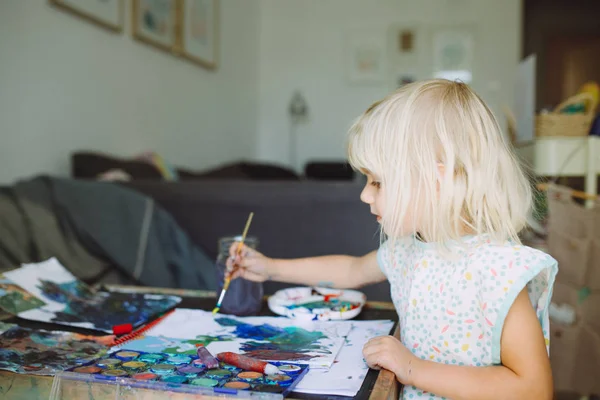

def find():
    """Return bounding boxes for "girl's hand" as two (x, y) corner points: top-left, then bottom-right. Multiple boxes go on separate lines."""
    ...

(362, 335), (418, 386)
(226, 243), (273, 282)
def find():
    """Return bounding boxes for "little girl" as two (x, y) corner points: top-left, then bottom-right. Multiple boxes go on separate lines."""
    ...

(228, 79), (557, 400)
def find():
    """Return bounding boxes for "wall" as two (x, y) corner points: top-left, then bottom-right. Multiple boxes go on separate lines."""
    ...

(256, 0), (522, 170)
(0, 0), (260, 184)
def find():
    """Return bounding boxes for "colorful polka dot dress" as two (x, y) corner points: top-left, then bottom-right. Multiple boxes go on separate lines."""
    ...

(377, 235), (558, 399)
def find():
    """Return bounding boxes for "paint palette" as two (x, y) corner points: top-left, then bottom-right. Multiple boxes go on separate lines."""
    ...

(57, 349), (309, 399)
(268, 287), (366, 321)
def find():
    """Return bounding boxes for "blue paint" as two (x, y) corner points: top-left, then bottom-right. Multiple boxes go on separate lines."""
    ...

(166, 354), (192, 365)
(161, 374), (188, 384)
(214, 318), (282, 340)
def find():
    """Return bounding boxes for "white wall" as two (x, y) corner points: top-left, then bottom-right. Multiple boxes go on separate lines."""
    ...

(0, 0), (260, 184)
(0, 0), (522, 183)
(257, 0), (522, 170)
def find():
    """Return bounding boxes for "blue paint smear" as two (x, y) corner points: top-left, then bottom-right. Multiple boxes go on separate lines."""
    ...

(214, 318), (283, 340)
(214, 318), (329, 361)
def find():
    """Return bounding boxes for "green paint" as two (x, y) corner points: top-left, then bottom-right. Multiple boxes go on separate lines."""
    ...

(270, 327), (326, 348)
(163, 335), (232, 355)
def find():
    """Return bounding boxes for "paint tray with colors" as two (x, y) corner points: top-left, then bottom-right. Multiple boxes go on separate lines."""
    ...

(61, 349), (309, 399)
(268, 287), (366, 321)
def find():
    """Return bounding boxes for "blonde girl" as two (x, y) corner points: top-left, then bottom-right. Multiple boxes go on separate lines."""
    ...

(228, 79), (557, 400)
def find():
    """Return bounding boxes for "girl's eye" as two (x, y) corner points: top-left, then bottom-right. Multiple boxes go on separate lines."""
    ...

(371, 181), (381, 189)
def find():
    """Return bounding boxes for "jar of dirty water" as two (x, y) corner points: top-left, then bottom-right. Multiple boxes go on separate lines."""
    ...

(215, 235), (263, 316)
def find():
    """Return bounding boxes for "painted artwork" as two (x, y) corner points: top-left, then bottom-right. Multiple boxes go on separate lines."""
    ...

(132, 0), (178, 51)
(49, 0), (124, 32)
(112, 334), (233, 356)
(4, 258), (181, 333)
(118, 309), (350, 369)
(0, 274), (46, 315)
(0, 325), (110, 375)
(181, 0), (218, 69)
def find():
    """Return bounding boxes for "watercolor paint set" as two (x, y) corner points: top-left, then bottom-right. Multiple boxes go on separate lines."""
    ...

(52, 349), (309, 399)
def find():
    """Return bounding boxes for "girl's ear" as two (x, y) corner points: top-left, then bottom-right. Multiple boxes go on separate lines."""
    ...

(436, 163), (446, 191)
(437, 163), (446, 178)
(437, 163), (446, 185)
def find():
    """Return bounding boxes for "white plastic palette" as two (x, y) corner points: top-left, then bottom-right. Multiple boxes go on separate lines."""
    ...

(267, 287), (366, 321)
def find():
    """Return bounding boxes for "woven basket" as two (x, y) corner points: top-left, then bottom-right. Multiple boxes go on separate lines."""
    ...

(535, 92), (598, 137)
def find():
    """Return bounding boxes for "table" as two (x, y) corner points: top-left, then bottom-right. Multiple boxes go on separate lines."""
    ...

(515, 136), (600, 207)
(0, 285), (400, 400)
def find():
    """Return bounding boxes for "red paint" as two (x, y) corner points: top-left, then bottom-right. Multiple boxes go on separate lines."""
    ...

(112, 323), (133, 335)
(217, 352), (268, 373)
(217, 352), (273, 374)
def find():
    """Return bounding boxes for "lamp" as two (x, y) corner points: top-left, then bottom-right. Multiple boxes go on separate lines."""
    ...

(288, 91), (309, 172)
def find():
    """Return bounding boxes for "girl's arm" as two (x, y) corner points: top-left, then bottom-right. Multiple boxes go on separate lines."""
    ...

(268, 251), (385, 289)
(409, 288), (553, 400)
(228, 244), (387, 289)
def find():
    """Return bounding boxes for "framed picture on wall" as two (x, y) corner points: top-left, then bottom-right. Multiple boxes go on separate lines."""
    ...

(132, 0), (180, 53)
(180, 0), (219, 69)
(345, 30), (386, 84)
(49, 0), (124, 32)
(431, 28), (474, 83)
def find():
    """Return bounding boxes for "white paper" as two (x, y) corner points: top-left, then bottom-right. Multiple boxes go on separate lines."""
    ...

(294, 320), (395, 397)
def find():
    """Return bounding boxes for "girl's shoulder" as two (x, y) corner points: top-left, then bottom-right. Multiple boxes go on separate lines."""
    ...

(464, 239), (558, 364)
(466, 239), (557, 276)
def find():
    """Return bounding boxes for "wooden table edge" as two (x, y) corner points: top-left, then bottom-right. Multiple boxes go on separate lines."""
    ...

(368, 324), (401, 400)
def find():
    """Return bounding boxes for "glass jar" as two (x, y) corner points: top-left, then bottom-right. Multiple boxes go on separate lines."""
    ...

(215, 235), (263, 316)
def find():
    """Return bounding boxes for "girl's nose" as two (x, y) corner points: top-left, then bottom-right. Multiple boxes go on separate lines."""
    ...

(360, 185), (373, 204)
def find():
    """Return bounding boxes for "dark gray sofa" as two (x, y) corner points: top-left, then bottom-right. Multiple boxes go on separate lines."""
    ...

(123, 180), (391, 302)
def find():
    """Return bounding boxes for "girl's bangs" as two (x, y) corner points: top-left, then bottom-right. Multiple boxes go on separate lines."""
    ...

(347, 116), (385, 177)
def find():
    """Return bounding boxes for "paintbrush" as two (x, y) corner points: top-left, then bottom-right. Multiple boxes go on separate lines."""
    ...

(212, 212), (254, 315)
(216, 351), (282, 375)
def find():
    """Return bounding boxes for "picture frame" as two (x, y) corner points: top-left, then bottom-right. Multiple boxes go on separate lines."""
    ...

(345, 30), (386, 84)
(431, 27), (475, 83)
(180, 0), (219, 69)
(132, 0), (180, 54)
(49, 0), (124, 33)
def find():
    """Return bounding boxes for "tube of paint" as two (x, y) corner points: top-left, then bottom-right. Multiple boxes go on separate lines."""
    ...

(197, 345), (219, 369)
(216, 352), (281, 375)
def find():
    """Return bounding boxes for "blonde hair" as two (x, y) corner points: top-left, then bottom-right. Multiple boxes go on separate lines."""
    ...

(347, 79), (531, 249)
